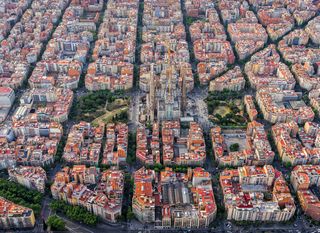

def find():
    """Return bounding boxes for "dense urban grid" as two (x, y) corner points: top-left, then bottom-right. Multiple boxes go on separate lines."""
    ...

(0, 0), (319, 232)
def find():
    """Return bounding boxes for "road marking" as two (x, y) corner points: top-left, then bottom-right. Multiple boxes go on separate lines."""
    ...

(59, 216), (94, 233)
(66, 226), (77, 233)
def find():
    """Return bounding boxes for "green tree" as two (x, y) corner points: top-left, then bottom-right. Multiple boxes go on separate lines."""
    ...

(229, 143), (240, 152)
(126, 132), (136, 165)
(126, 207), (135, 220)
(284, 161), (292, 168)
(215, 114), (222, 121)
(50, 200), (98, 226)
(47, 215), (66, 231)
(0, 178), (43, 216)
